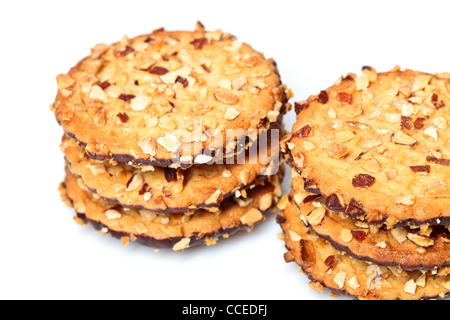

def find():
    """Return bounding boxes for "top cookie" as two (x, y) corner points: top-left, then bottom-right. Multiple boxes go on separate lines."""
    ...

(282, 67), (450, 227)
(53, 24), (288, 168)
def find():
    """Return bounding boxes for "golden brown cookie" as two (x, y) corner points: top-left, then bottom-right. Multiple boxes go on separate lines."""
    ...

(291, 171), (450, 270)
(53, 24), (289, 168)
(62, 126), (280, 212)
(61, 168), (282, 251)
(282, 67), (450, 227)
(278, 199), (450, 300)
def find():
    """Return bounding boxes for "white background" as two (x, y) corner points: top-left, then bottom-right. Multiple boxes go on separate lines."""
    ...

(1, 0), (449, 300)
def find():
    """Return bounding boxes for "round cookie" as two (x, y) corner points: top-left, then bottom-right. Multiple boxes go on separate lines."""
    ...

(61, 168), (282, 251)
(62, 128), (280, 212)
(278, 200), (450, 300)
(282, 67), (450, 227)
(53, 24), (289, 168)
(291, 172), (450, 270)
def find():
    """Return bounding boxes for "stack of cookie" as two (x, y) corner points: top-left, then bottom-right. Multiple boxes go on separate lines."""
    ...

(280, 67), (450, 299)
(52, 23), (290, 251)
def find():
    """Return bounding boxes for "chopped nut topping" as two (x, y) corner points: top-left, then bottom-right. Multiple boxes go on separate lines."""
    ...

(306, 207), (327, 226)
(89, 85), (109, 102)
(130, 94), (152, 111)
(277, 195), (290, 210)
(407, 233), (434, 247)
(404, 279), (417, 295)
(205, 189), (222, 205)
(157, 133), (181, 152)
(194, 154), (213, 164)
(172, 238), (191, 252)
(292, 125), (312, 138)
(232, 76), (247, 90)
(105, 209), (121, 220)
(391, 130), (417, 146)
(224, 107), (240, 120)
(423, 126), (438, 140)
(259, 193), (273, 211)
(214, 91), (239, 105)
(341, 229), (353, 242)
(361, 139), (382, 149)
(396, 195), (415, 206)
(375, 241), (387, 249)
(126, 174), (144, 191)
(333, 270), (346, 289)
(411, 75), (431, 92)
(240, 208), (264, 227)
(363, 158), (381, 173)
(89, 164), (106, 176)
(239, 169), (250, 185)
(355, 76), (369, 91)
(56, 74), (75, 89)
(327, 142), (349, 159)
(138, 136), (157, 156)
(218, 79), (232, 90)
(289, 230), (301, 242)
(391, 228), (408, 243)
(267, 110), (280, 122)
(348, 277), (361, 290)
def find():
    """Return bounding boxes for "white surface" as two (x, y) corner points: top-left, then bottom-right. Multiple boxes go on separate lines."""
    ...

(1, 0), (449, 300)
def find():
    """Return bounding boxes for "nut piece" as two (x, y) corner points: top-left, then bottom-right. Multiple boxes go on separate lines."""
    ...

(404, 279), (417, 295)
(259, 193), (273, 211)
(423, 126), (438, 141)
(105, 209), (121, 220)
(391, 228), (408, 243)
(407, 233), (434, 247)
(391, 130), (418, 146)
(396, 195), (415, 206)
(348, 277), (361, 290)
(289, 230), (301, 242)
(130, 94), (152, 111)
(224, 107), (240, 120)
(306, 207), (327, 226)
(411, 75), (431, 92)
(240, 208), (264, 227)
(138, 136), (157, 156)
(239, 169), (250, 186)
(341, 229), (353, 243)
(126, 174), (144, 191)
(214, 91), (239, 104)
(333, 270), (347, 289)
(205, 189), (222, 205)
(267, 110), (280, 123)
(157, 134), (181, 152)
(232, 76), (247, 90)
(172, 238), (191, 252)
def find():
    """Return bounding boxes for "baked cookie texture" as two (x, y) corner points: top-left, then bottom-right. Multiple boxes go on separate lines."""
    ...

(282, 67), (449, 227)
(279, 200), (450, 300)
(52, 24), (288, 168)
(61, 168), (281, 250)
(53, 23), (290, 251)
(281, 66), (450, 300)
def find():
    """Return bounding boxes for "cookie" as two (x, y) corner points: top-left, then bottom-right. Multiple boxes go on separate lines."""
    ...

(62, 127), (280, 213)
(279, 200), (450, 300)
(53, 24), (289, 168)
(291, 171), (450, 270)
(61, 168), (282, 251)
(282, 67), (450, 227)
